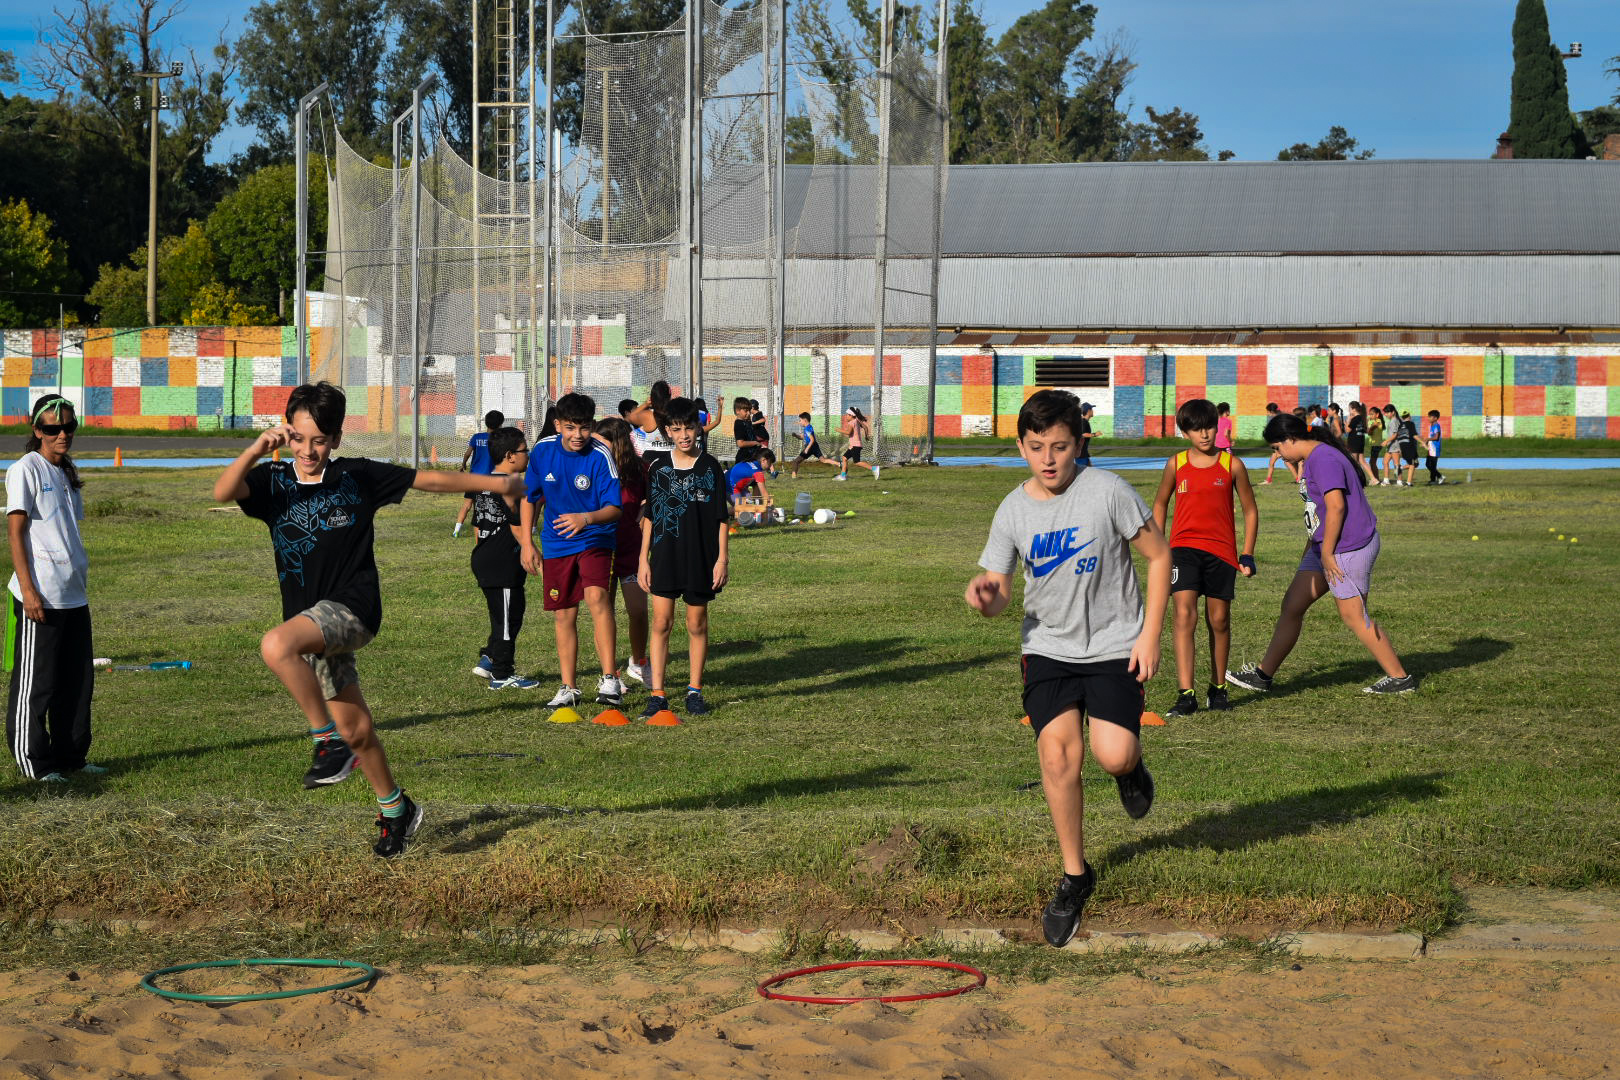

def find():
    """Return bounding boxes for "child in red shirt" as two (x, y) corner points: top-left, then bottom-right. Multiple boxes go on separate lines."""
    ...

(1151, 398), (1259, 716)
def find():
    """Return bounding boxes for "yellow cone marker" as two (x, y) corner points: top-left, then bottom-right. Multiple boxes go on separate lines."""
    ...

(1471, 535), (1479, 541)
(1570, 537), (1578, 544)
(549, 706), (583, 724)
(1549, 527), (1556, 532)
(1558, 534), (1565, 541)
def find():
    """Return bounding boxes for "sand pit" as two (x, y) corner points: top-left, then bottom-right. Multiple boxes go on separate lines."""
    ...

(1, 951), (1616, 1078)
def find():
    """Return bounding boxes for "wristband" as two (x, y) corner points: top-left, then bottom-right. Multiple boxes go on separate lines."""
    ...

(1238, 554), (1257, 573)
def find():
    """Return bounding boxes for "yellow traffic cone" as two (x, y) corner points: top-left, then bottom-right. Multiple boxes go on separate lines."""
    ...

(549, 706), (583, 724)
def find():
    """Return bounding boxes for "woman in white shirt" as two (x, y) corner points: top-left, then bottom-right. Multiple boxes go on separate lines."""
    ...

(7, 395), (99, 783)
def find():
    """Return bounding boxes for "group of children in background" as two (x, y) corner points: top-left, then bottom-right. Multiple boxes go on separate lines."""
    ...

(1261, 401), (1446, 487)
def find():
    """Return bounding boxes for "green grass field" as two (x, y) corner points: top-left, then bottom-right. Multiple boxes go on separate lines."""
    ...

(1, 461), (1616, 956)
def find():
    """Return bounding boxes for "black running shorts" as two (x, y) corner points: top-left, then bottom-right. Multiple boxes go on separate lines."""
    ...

(1021, 654), (1143, 739)
(652, 586), (720, 607)
(1170, 546), (1237, 601)
(842, 445), (863, 463)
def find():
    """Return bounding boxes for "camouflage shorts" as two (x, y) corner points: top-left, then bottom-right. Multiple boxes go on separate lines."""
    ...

(296, 600), (375, 700)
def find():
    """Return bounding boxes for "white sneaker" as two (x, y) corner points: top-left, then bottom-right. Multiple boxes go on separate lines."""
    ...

(872, 465), (881, 480)
(38, 772), (68, 784)
(624, 660), (647, 685)
(597, 673), (625, 706)
(834, 473), (848, 481)
(545, 685), (581, 708)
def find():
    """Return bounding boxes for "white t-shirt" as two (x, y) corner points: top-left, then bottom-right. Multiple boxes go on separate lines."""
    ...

(6, 451), (88, 609)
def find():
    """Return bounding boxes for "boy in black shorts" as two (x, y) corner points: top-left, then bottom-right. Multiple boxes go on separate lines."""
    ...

(731, 396), (762, 461)
(966, 389), (1171, 947)
(213, 382), (521, 857)
(638, 397), (730, 719)
(470, 427), (537, 689)
(1151, 398), (1258, 717)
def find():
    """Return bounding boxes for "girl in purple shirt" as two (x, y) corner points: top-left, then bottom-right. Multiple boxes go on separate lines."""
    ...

(1227, 413), (1417, 696)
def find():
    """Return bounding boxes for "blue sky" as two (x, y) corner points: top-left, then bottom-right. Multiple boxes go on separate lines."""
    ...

(2, 0), (1616, 162)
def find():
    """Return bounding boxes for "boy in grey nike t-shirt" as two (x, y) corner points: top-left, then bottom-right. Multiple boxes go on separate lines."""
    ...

(965, 389), (1171, 948)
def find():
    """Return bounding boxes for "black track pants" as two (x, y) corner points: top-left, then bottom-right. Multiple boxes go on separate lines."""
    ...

(7, 597), (94, 778)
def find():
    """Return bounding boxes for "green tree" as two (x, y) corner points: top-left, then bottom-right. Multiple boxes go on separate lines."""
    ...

(1507, 0), (1582, 158)
(87, 221), (220, 326)
(982, 0), (1098, 162)
(1577, 105), (1620, 157)
(1277, 126), (1374, 160)
(945, 0), (1000, 163)
(1125, 105), (1210, 162)
(205, 162), (328, 321)
(235, 0), (393, 160)
(184, 281), (275, 326)
(1064, 30), (1135, 162)
(0, 200), (76, 328)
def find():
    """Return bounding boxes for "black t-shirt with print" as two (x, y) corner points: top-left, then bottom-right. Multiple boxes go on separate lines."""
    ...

(643, 451), (728, 597)
(239, 457), (416, 634)
(732, 417), (753, 450)
(470, 482), (524, 588)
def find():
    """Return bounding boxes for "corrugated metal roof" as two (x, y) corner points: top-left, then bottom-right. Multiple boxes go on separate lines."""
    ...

(765, 159), (1620, 257)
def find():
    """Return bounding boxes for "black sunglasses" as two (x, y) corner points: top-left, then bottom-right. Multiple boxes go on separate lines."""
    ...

(36, 421), (78, 436)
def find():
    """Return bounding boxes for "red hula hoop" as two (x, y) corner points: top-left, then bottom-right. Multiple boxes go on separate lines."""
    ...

(756, 959), (987, 1005)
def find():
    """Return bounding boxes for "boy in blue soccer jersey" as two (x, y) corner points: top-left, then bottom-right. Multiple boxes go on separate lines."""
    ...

(788, 412), (840, 478)
(518, 393), (625, 711)
(965, 389), (1171, 947)
(214, 382), (522, 858)
(727, 448), (774, 521)
(454, 410), (504, 537)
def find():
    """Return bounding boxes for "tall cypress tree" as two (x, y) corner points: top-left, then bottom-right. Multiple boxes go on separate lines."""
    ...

(1508, 0), (1582, 158)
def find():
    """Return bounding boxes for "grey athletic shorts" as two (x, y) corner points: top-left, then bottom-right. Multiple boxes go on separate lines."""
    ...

(297, 599), (374, 700)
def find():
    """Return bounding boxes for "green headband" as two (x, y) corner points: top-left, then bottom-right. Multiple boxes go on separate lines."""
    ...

(32, 397), (73, 423)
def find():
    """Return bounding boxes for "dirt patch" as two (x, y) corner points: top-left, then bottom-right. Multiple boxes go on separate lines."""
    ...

(1, 955), (1616, 1078)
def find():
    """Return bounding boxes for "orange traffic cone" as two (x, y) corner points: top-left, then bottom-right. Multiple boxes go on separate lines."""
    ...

(113, 447), (123, 467)
(646, 709), (681, 727)
(1020, 714), (1031, 726)
(1141, 711), (1166, 726)
(592, 708), (630, 727)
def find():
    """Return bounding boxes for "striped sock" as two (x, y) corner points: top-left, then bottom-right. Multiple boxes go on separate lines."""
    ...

(378, 787), (406, 819)
(687, 685), (701, 694)
(310, 721), (337, 743)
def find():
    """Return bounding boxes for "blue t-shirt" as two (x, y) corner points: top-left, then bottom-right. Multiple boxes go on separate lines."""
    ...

(1427, 420), (1441, 455)
(467, 432), (492, 474)
(800, 422), (817, 447)
(524, 436), (621, 556)
(727, 460), (763, 499)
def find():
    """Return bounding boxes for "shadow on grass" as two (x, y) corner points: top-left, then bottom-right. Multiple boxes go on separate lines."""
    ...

(432, 763), (918, 853)
(1252, 635), (1511, 700)
(1102, 771), (1448, 872)
(713, 636), (998, 700)
(0, 700), (532, 795)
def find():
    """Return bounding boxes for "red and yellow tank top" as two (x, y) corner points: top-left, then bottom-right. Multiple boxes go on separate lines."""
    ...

(1170, 450), (1238, 567)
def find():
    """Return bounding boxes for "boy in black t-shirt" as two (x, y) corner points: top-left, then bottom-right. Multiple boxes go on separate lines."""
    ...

(470, 427), (537, 689)
(731, 396), (761, 460)
(213, 382), (521, 858)
(638, 397), (729, 719)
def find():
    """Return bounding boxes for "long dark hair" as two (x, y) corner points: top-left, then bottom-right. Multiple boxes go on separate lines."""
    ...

(26, 394), (82, 490)
(594, 416), (645, 487)
(1263, 412), (1366, 488)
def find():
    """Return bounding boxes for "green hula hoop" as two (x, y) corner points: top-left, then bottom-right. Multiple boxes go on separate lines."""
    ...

(140, 958), (379, 1003)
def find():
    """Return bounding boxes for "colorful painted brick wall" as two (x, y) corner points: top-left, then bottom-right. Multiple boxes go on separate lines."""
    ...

(5, 329), (1617, 443)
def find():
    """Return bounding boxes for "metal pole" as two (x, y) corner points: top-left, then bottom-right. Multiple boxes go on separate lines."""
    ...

(146, 75), (160, 326)
(692, 0), (705, 402)
(392, 109), (410, 463)
(923, 0), (948, 462)
(774, 0), (788, 434)
(528, 0), (539, 430)
(295, 83), (329, 385)
(682, 0), (696, 392)
(472, 0), (483, 429)
(870, 0), (895, 459)
(761, 0), (778, 446)
(409, 74), (437, 470)
(543, 0), (557, 412)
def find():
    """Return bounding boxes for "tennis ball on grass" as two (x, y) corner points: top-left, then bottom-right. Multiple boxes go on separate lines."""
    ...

(1471, 535), (1479, 541)
(1558, 534), (1565, 540)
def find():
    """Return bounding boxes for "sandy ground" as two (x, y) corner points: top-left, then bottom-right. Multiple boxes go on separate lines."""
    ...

(1, 952), (1616, 1079)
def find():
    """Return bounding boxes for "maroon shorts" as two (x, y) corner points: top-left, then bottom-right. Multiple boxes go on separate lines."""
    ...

(612, 543), (641, 583)
(541, 548), (613, 610)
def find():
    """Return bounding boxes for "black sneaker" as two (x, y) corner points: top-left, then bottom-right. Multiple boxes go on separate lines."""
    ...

(1363, 674), (1419, 695)
(1042, 863), (1095, 947)
(1206, 685), (1231, 711)
(302, 737), (355, 789)
(373, 794), (424, 858)
(685, 689), (712, 715)
(1166, 691), (1198, 718)
(639, 695), (670, 719)
(1226, 663), (1273, 693)
(1115, 759), (1155, 820)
